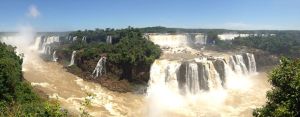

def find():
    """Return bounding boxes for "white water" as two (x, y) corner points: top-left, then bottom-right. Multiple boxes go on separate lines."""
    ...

(186, 63), (200, 94)
(33, 36), (59, 55)
(2, 29), (270, 117)
(69, 51), (76, 66)
(146, 33), (206, 48)
(82, 36), (87, 42)
(73, 36), (77, 41)
(106, 35), (112, 44)
(52, 51), (58, 62)
(92, 57), (107, 78)
(247, 53), (257, 73)
(147, 53), (268, 117)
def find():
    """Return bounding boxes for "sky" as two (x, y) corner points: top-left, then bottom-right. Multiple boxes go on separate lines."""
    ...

(0, 0), (300, 31)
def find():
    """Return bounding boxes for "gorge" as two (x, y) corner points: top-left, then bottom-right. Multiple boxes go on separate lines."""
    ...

(0, 31), (274, 117)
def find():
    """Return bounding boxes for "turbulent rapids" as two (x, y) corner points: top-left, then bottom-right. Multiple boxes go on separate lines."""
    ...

(1, 33), (271, 117)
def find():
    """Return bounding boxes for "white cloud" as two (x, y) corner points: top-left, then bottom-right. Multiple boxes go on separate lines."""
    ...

(27, 5), (40, 18)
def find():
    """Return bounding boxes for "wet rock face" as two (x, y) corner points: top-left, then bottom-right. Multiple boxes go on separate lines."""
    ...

(212, 59), (226, 86)
(242, 53), (250, 71)
(250, 49), (279, 71)
(178, 62), (188, 94)
(196, 62), (209, 90)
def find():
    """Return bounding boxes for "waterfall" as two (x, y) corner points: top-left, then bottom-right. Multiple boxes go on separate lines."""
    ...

(234, 55), (248, 74)
(92, 57), (107, 78)
(228, 55), (248, 75)
(186, 62), (200, 94)
(194, 34), (207, 45)
(42, 45), (51, 55)
(68, 51), (76, 66)
(206, 61), (222, 90)
(34, 36), (42, 50)
(106, 35), (112, 44)
(73, 36), (77, 41)
(53, 51), (58, 62)
(246, 53), (257, 73)
(36, 36), (60, 54)
(82, 36), (87, 42)
(148, 53), (257, 96)
(147, 33), (207, 47)
(148, 60), (182, 94)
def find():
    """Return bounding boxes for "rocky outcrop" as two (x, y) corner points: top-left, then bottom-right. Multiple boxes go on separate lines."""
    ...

(54, 49), (150, 93)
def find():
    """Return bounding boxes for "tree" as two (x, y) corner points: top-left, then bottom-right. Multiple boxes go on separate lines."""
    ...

(109, 27), (161, 81)
(253, 57), (300, 117)
(207, 31), (219, 44)
(0, 42), (67, 116)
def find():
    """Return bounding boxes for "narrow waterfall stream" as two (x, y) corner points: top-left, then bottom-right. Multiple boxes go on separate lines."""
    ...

(68, 50), (76, 66)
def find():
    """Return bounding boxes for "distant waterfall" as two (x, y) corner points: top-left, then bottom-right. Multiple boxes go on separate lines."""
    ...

(68, 51), (76, 66)
(148, 53), (257, 95)
(82, 36), (87, 42)
(72, 36), (77, 41)
(52, 51), (58, 62)
(146, 33), (207, 47)
(34, 36), (42, 50)
(106, 35), (112, 44)
(92, 57), (107, 78)
(34, 36), (60, 55)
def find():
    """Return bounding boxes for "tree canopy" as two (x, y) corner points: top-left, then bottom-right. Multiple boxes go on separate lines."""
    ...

(108, 28), (161, 80)
(0, 42), (67, 116)
(253, 57), (300, 117)
(60, 27), (161, 81)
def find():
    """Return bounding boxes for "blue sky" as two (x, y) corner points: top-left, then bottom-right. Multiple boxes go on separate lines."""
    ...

(0, 0), (300, 31)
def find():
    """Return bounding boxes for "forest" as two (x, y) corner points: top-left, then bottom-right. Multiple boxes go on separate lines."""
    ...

(0, 42), (67, 116)
(55, 27), (161, 92)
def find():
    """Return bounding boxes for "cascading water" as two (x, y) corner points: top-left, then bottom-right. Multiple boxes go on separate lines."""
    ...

(246, 53), (257, 73)
(33, 36), (59, 55)
(82, 36), (87, 42)
(186, 63), (200, 94)
(146, 53), (266, 117)
(34, 36), (42, 50)
(52, 51), (58, 62)
(92, 56), (107, 78)
(148, 53), (257, 96)
(73, 36), (77, 41)
(147, 34), (207, 48)
(68, 51), (76, 66)
(106, 35), (112, 44)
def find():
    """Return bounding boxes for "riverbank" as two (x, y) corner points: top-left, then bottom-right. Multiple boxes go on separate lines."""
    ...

(23, 52), (145, 116)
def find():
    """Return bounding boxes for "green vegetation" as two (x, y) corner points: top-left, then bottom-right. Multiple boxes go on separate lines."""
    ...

(253, 57), (300, 117)
(233, 33), (300, 58)
(0, 42), (67, 116)
(59, 27), (161, 83)
(109, 28), (161, 80)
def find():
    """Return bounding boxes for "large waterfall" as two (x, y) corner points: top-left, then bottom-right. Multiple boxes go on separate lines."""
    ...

(68, 51), (76, 66)
(33, 36), (60, 55)
(146, 33), (207, 48)
(146, 53), (263, 116)
(148, 53), (257, 95)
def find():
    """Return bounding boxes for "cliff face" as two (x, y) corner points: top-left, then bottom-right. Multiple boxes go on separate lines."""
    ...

(250, 49), (279, 72)
(54, 50), (150, 93)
